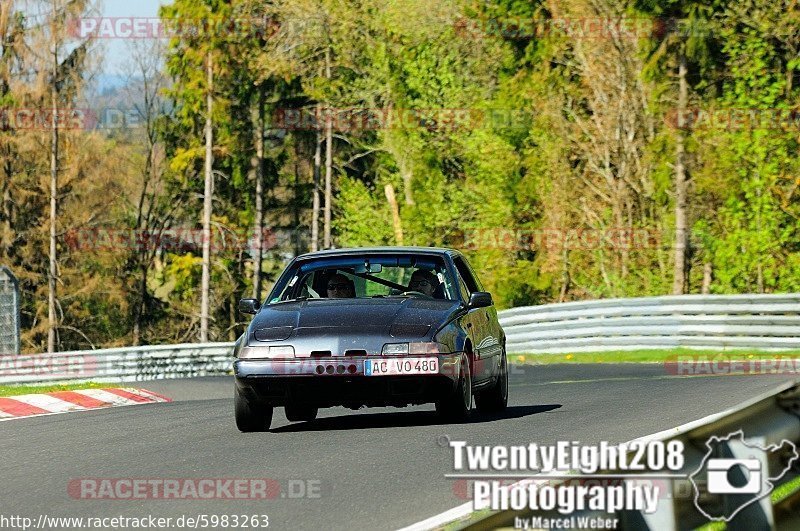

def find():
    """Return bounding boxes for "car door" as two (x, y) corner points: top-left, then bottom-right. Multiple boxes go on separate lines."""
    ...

(453, 256), (492, 383)
(462, 257), (505, 361)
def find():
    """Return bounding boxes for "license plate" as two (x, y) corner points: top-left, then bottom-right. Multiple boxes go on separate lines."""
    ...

(365, 357), (439, 376)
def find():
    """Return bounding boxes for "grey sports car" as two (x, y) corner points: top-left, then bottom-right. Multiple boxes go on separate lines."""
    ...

(233, 247), (507, 431)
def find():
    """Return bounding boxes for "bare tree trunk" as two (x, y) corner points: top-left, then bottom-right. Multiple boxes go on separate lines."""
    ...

(47, 44), (59, 353)
(311, 105), (321, 252)
(701, 262), (712, 294)
(133, 266), (146, 346)
(558, 249), (570, 303)
(672, 52), (688, 295)
(384, 184), (403, 245)
(251, 87), (265, 300)
(399, 155), (414, 205)
(323, 47), (333, 249)
(130, 41), (164, 347)
(293, 154), (301, 255)
(229, 292), (237, 341)
(755, 183), (764, 293)
(402, 168), (414, 205)
(200, 51), (214, 342)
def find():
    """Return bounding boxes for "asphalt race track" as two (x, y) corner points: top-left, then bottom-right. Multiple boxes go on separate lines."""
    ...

(2, 364), (797, 530)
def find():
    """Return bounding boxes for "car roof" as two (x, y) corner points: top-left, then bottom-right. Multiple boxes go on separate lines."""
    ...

(295, 246), (459, 260)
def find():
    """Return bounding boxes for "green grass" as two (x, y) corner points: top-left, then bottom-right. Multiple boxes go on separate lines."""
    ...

(509, 349), (800, 365)
(694, 522), (727, 531)
(0, 382), (109, 398)
(772, 474), (800, 504)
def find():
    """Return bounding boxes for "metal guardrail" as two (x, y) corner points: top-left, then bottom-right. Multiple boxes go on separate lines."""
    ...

(3, 294), (799, 385)
(450, 380), (800, 531)
(0, 342), (234, 385)
(499, 294), (800, 354)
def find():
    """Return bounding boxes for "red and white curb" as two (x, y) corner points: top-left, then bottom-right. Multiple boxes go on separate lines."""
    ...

(0, 388), (171, 421)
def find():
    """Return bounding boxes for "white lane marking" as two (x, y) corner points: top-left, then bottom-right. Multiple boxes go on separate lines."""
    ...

(72, 388), (136, 406)
(10, 393), (87, 412)
(122, 387), (171, 402)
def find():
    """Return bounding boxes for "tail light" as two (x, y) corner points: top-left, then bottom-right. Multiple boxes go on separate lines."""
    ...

(239, 345), (295, 359)
(381, 342), (448, 355)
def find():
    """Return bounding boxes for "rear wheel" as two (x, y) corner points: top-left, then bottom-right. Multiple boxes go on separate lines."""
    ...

(235, 386), (273, 432)
(285, 404), (318, 422)
(475, 350), (508, 414)
(436, 355), (471, 421)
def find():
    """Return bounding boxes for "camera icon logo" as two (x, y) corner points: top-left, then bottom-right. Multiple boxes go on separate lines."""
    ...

(706, 458), (761, 494)
(690, 430), (798, 522)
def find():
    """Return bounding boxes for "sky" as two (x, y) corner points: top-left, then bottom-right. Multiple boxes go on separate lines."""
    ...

(100, 0), (168, 77)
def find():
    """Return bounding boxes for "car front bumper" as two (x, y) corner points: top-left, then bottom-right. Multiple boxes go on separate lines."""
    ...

(234, 353), (463, 408)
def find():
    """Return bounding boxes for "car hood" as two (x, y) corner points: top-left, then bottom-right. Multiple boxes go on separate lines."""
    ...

(247, 297), (462, 348)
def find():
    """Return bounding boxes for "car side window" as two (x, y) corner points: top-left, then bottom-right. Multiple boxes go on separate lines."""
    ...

(457, 275), (470, 301)
(454, 257), (479, 293)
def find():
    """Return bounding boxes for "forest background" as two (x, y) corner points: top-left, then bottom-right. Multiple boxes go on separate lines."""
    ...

(2, 0), (798, 353)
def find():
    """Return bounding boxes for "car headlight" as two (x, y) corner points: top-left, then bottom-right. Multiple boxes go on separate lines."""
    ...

(239, 345), (295, 359)
(381, 342), (448, 355)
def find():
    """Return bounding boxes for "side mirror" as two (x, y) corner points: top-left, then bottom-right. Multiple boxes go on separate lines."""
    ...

(238, 298), (261, 315)
(468, 292), (493, 309)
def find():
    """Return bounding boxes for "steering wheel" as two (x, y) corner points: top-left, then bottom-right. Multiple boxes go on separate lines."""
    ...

(401, 290), (433, 299)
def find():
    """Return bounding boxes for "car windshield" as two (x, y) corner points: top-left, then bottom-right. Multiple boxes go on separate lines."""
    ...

(268, 255), (458, 303)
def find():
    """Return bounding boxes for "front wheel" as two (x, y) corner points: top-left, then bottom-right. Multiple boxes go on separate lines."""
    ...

(235, 386), (273, 432)
(436, 355), (471, 421)
(475, 350), (508, 414)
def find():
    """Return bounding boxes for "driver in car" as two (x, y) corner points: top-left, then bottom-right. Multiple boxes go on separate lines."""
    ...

(407, 270), (441, 298)
(326, 273), (356, 298)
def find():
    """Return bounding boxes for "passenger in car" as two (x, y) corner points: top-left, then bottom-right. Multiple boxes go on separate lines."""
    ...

(408, 270), (442, 298)
(326, 273), (356, 298)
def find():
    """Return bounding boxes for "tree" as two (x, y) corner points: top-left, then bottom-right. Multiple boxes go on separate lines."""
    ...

(161, 0), (234, 342)
(200, 50), (214, 342)
(28, 0), (93, 352)
(118, 39), (171, 345)
(637, 0), (716, 293)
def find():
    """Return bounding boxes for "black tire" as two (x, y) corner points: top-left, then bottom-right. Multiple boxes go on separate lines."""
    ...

(475, 350), (508, 414)
(235, 386), (273, 432)
(436, 354), (471, 421)
(285, 404), (318, 422)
